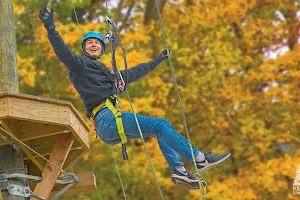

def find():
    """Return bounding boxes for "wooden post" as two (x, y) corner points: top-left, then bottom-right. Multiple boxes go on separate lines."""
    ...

(0, 0), (19, 93)
(0, 146), (26, 200)
(0, 0), (25, 200)
(30, 133), (75, 200)
(28, 172), (97, 197)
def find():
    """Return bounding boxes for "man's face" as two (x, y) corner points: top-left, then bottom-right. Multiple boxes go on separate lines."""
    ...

(85, 38), (102, 59)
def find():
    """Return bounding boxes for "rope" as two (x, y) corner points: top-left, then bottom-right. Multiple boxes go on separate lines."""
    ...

(106, 0), (113, 53)
(15, 0), (68, 175)
(104, 2), (164, 199)
(24, 0), (54, 99)
(0, 126), (66, 175)
(125, 91), (165, 200)
(111, 145), (127, 200)
(153, 0), (208, 198)
(71, 0), (83, 38)
(69, 2), (130, 199)
(104, 2), (129, 199)
(0, 132), (19, 152)
(70, 1), (129, 198)
(105, 1), (110, 31)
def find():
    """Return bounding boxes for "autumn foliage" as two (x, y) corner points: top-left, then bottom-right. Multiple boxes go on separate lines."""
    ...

(13, 0), (300, 199)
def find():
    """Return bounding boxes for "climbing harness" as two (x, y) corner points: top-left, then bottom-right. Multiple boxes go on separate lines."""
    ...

(68, 1), (131, 199)
(22, 0), (208, 199)
(104, 15), (130, 160)
(89, 95), (128, 160)
(68, 3), (129, 160)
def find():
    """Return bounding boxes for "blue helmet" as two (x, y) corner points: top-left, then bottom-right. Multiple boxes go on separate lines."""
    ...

(82, 31), (105, 55)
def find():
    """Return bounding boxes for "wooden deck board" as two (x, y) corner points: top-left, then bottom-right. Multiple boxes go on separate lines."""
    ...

(0, 92), (89, 131)
(7, 97), (70, 125)
(0, 92), (94, 197)
(68, 109), (90, 150)
(18, 120), (69, 141)
(0, 98), (8, 118)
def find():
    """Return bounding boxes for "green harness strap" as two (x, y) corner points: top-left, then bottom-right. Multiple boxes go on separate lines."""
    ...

(90, 97), (128, 160)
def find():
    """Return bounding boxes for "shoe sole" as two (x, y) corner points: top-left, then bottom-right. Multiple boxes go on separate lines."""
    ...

(171, 175), (205, 190)
(197, 153), (231, 173)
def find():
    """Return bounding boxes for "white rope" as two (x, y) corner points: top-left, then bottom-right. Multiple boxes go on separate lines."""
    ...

(111, 145), (127, 200)
(104, 1), (165, 199)
(24, 0), (54, 98)
(154, 0), (208, 198)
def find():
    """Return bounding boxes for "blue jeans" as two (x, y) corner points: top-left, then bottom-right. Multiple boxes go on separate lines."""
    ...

(94, 108), (199, 170)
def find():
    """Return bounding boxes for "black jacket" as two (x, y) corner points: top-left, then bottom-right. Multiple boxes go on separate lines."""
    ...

(47, 29), (163, 116)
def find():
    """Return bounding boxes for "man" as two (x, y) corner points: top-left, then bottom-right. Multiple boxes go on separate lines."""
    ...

(39, 5), (231, 190)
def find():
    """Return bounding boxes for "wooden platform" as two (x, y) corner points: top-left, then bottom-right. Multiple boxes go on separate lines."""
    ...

(0, 92), (95, 198)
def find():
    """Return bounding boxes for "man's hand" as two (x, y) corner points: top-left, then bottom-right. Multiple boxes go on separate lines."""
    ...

(39, 4), (55, 30)
(155, 49), (170, 63)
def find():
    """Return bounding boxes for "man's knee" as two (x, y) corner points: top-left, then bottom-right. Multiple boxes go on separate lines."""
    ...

(154, 117), (172, 135)
(157, 118), (171, 126)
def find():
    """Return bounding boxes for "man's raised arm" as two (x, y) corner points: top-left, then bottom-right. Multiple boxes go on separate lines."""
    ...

(121, 49), (169, 84)
(39, 5), (81, 74)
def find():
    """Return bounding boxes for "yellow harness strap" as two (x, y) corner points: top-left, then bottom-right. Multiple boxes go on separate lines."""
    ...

(89, 101), (106, 123)
(90, 97), (128, 160)
(105, 99), (127, 144)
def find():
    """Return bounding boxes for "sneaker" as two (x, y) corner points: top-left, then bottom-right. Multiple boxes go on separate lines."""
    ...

(171, 169), (205, 190)
(197, 152), (231, 173)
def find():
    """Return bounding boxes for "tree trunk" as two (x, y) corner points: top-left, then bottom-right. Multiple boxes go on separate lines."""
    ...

(144, 0), (166, 25)
(0, 0), (19, 93)
(0, 146), (26, 200)
(0, 1), (25, 199)
(144, 0), (167, 57)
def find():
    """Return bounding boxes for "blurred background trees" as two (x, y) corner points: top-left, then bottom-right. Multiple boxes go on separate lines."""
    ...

(13, 0), (300, 199)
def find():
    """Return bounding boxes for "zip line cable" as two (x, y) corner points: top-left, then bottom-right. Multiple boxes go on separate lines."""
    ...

(24, 0), (54, 99)
(153, 0), (209, 198)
